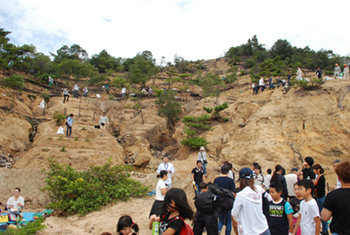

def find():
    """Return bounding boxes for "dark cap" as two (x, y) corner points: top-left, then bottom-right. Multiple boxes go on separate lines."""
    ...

(239, 167), (253, 179)
(291, 168), (298, 172)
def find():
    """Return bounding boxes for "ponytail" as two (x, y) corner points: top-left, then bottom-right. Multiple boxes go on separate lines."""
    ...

(117, 215), (138, 233)
(312, 164), (324, 174)
(271, 164), (283, 182)
(157, 170), (168, 179)
(132, 222), (139, 233)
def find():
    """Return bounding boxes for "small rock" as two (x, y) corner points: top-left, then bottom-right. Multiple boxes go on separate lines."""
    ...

(239, 123), (247, 127)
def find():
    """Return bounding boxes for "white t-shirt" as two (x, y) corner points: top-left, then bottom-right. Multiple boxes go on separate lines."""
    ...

(300, 199), (320, 235)
(259, 78), (264, 86)
(7, 196), (25, 210)
(264, 174), (271, 189)
(252, 84), (255, 89)
(336, 179), (341, 189)
(285, 173), (298, 197)
(155, 179), (166, 201)
(121, 87), (126, 93)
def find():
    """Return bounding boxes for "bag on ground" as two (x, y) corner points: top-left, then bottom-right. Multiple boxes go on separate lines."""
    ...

(57, 126), (65, 135)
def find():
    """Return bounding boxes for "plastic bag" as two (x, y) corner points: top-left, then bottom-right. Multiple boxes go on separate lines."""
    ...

(57, 126), (65, 135)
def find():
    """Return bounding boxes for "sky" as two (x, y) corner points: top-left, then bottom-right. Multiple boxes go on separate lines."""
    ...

(1, 0), (350, 65)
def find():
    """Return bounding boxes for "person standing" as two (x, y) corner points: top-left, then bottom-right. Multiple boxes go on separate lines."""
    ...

(270, 164), (288, 200)
(259, 77), (266, 92)
(192, 160), (206, 196)
(149, 170), (168, 218)
(214, 165), (235, 235)
(264, 168), (272, 191)
(83, 87), (89, 97)
(48, 76), (54, 86)
(296, 67), (303, 81)
(333, 159), (341, 189)
(316, 68), (323, 79)
(252, 82), (257, 95)
(73, 84), (79, 98)
(312, 164), (328, 235)
(99, 112), (110, 136)
(321, 160), (350, 235)
(66, 114), (74, 137)
(297, 156), (316, 181)
(253, 164), (264, 186)
(285, 168), (299, 200)
(63, 88), (70, 103)
(334, 64), (341, 78)
(6, 188), (25, 211)
(287, 72), (292, 85)
(232, 167), (270, 235)
(344, 64), (349, 80)
(121, 86), (126, 98)
(197, 146), (208, 176)
(157, 155), (175, 189)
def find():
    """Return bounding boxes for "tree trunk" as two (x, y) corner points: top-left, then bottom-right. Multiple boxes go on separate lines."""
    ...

(168, 118), (175, 131)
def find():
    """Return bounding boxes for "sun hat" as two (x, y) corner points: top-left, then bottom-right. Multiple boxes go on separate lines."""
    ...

(239, 167), (254, 179)
(200, 146), (205, 151)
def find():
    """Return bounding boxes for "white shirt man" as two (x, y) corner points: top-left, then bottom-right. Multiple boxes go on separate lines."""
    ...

(6, 188), (25, 211)
(157, 156), (175, 188)
(285, 168), (298, 198)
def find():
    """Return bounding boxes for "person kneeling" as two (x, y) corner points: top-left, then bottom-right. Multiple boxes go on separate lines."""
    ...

(6, 188), (24, 212)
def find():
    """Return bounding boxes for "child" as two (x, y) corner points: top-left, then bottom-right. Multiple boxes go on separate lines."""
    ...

(289, 183), (303, 235)
(292, 180), (320, 235)
(254, 165), (264, 186)
(149, 188), (194, 235)
(268, 182), (293, 235)
(117, 215), (139, 235)
(264, 168), (272, 190)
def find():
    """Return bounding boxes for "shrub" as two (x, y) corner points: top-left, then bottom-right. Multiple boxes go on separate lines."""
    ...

(189, 78), (201, 86)
(74, 137), (79, 141)
(222, 118), (229, 122)
(203, 106), (213, 113)
(130, 97), (138, 101)
(297, 78), (324, 90)
(48, 137), (52, 140)
(41, 93), (51, 103)
(213, 102), (228, 117)
(181, 137), (209, 149)
(0, 217), (45, 235)
(53, 111), (66, 126)
(86, 137), (90, 142)
(154, 88), (165, 97)
(41, 158), (149, 215)
(61, 146), (66, 152)
(59, 136), (63, 139)
(82, 127), (85, 130)
(108, 94), (114, 100)
(246, 58), (257, 68)
(240, 70), (246, 76)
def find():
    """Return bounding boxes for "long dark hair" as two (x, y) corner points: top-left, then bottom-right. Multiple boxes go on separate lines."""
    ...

(271, 164), (283, 182)
(239, 178), (256, 192)
(116, 215), (139, 233)
(160, 188), (194, 220)
(312, 164), (324, 174)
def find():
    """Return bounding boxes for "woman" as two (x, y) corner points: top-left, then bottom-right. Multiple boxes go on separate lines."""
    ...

(254, 165), (264, 186)
(270, 164), (288, 199)
(232, 168), (270, 235)
(6, 188), (24, 211)
(149, 170), (168, 218)
(312, 164), (327, 235)
(150, 188), (194, 235)
(198, 146), (207, 176)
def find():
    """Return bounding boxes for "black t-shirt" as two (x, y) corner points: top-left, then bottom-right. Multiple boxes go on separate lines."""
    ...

(289, 197), (302, 214)
(268, 199), (291, 235)
(302, 167), (315, 180)
(213, 176), (235, 191)
(160, 213), (183, 235)
(192, 167), (204, 185)
(323, 188), (350, 235)
(315, 175), (326, 198)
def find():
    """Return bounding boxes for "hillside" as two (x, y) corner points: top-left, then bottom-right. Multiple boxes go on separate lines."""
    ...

(0, 58), (349, 234)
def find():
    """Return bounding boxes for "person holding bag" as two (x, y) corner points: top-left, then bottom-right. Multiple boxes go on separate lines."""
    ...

(198, 146), (208, 176)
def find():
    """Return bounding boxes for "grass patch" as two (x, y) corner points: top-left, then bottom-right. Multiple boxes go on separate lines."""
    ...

(74, 137), (79, 141)
(85, 137), (90, 142)
(0, 217), (45, 235)
(60, 146), (66, 152)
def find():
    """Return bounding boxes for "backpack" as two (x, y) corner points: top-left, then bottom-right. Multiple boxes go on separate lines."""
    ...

(194, 183), (235, 215)
(169, 216), (193, 235)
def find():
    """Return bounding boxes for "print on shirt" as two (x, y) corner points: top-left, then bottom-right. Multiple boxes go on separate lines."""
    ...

(269, 205), (284, 217)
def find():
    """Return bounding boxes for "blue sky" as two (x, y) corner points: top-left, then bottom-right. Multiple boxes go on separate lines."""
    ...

(1, 0), (349, 64)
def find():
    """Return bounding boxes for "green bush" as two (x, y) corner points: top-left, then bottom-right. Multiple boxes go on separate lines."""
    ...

(297, 78), (324, 90)
(53, 111), (66, 126)
(181, 137), (209, 149)
(240, 70), (246, 76)
(0, 217), (45, 235)
(213, 102), (228, 116)
(189, 78), (201, 86)
(203, 106), (213, 113)
(41, 158), (149, 215)
(154, 88), (165, 97)
(246, 58), (257, 68)
(222, 118), (229, 122)
(108, 94), (114, 100)
(61, 146), (66, 152)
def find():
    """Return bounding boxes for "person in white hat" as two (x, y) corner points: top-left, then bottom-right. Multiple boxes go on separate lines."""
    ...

(198, 146), (208, 176)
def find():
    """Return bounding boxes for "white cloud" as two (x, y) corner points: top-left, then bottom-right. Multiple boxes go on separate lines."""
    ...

(1, 0), (349, 64)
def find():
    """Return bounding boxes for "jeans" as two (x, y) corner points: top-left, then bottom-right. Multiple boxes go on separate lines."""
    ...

(317, 196), (328, 233)
(83, 92), (88, 97)
(193, 213), (218, 235)
(66, 125), (72, 136)
(203, 163), (207, 176)
(259, 229), (271, 235)
(63, 95), (69, 103)
(218, 210), (231, 235)
(194, 184), (201, 196)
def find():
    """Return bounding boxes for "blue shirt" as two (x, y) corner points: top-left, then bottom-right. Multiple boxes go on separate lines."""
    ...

(213, 176), (235, 191)
(67, 117), (74, 126)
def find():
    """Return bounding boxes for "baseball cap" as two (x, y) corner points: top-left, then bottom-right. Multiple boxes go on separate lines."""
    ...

(291, 168), (298, 172)
(239, 167), (253, 179)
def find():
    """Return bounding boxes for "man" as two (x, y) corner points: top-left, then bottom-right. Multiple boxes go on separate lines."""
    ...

(259, 77), (265, 92)
(73, 84), (79, 98)
(63, 88), (69, 103)
(316, 68), (323, 79)
(66, 114), (74, 137)
(334, 64), (341, 78)
(99, 112), (110, 137)
(48, 76), (54, 86)
(121, 86), (126, 98)
(83, 87), (89, 97)
(6, 188), (24, 211)
(344, 64), (349, 80)
(157, 155), (175, 188)
(214, 165), (235, 235)
(297, 156), (315, 181)
(287, 72), (292, 85)
(198, 146), (208, 176)
(285, 168), (299, 200)
(192, 160), (206, 196)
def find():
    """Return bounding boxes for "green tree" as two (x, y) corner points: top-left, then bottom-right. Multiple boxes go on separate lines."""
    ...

(155, 90), (182, 131)
(1, 74), (24, 108)
(128, 55), (154, 87)
(51, 44), (88, 63)
(90, 49), (122, 73)
(269, 39), (293, 61)
(181, 115), (211, 148)
(57, 58), (97, 80)
(201, 73), (225, 104)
